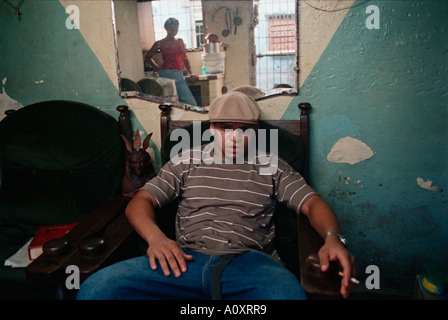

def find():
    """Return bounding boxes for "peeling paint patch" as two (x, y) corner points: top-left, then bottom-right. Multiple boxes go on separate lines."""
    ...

(416, 177), (438, 192)
(0, 77), (23, 121)
(327, 137), (374, 165)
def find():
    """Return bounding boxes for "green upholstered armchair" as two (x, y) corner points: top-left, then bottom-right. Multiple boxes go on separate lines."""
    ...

(0, 101), (140, 299)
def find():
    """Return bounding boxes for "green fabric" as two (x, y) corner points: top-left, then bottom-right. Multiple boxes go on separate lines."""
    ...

(120, 78), (142, 92)
(0, 224), (31, 262)
(137, 78), (164, 96)
(0, 101), (122, 171)
(0, 225), (31, 298)
(0, 101), (124, 297)
(0, 167), (117, 230)
(0, 101), (123, 228)
(159, 120), (305, 275)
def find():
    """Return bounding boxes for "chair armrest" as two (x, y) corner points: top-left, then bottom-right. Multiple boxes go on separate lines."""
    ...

(297, 215), (341, 299)
(26, 196), (133, 283)
(64, 209), (141, 282)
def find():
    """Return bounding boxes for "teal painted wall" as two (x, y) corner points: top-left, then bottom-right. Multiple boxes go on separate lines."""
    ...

(0, 0), (154, 159)
(286, 0), (448, 294)
(0, 1), (122, 114)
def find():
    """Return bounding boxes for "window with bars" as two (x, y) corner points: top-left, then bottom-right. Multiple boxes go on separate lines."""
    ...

(195, 20), (204, 48)
(255, 0), (297, 91)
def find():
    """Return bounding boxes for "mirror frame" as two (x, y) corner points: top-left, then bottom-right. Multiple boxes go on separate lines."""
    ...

(111, 0), (298, 112)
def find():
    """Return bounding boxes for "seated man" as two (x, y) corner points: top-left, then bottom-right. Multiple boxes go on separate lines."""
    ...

(77, 92), (355, 300)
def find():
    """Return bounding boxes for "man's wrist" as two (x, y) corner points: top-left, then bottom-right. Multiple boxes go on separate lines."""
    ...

(324, 231), (347, 247)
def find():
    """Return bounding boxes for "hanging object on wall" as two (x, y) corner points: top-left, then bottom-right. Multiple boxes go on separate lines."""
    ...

(253, 3), (259, 27)
(4, 0), (24, 21)
(233, 8), (242, 35)
(212, 6), (242, 38)
(222, 7), (232, 37)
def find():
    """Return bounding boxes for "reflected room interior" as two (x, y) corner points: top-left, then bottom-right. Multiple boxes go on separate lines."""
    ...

(113, 0), (298, 112)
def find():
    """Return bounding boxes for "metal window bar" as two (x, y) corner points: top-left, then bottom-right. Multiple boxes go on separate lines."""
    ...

(195, 20), (204, 48)
(255, 0), (297, 91)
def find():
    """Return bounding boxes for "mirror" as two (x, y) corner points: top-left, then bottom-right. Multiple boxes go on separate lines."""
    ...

(112, 0), (298, 111)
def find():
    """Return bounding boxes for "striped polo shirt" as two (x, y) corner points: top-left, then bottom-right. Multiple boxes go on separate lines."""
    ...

(142, 144), (317, 260)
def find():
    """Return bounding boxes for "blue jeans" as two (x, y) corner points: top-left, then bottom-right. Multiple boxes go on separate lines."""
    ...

(76, 249), (307, 300)
(159, 69), (198, 106)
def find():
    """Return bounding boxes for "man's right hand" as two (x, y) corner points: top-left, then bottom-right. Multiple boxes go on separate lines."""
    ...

(147, 236), (193, 278)
(125, 190), (193, 278)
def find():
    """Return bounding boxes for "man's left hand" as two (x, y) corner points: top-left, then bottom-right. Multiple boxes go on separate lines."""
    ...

(318, 238), (356, 298)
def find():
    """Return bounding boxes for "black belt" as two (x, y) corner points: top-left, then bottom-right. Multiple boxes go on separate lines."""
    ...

(210, 254), (237, 300)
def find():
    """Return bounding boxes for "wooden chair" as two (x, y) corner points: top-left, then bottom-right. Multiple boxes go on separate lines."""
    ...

(158, 102), (341, 299)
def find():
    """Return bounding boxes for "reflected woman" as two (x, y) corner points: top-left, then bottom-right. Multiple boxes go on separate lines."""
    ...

(145, 17), (198, 106)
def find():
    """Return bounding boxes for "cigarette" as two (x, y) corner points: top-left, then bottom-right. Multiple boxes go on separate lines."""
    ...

(338, 271), (360, 284)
